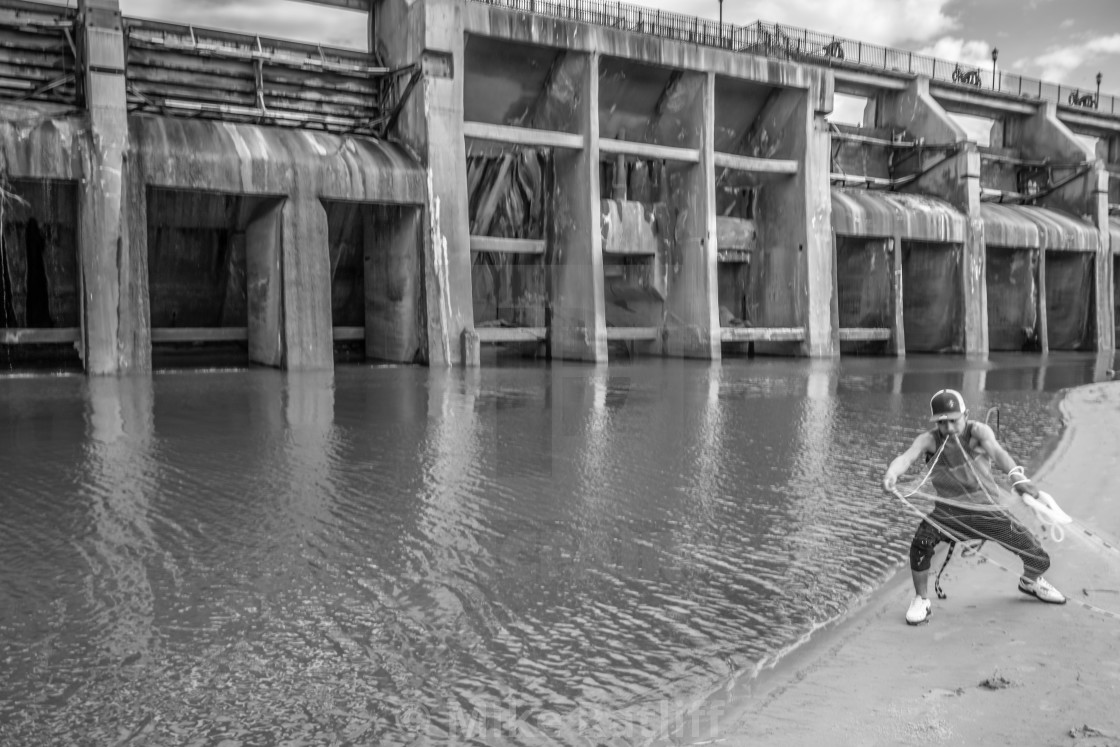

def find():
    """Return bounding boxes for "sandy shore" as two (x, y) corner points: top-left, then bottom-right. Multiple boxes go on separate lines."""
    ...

(668, 381), (1120, 747)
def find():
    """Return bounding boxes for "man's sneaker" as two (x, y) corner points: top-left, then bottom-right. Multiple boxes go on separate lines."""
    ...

(1018, 576), (1067, 604)
(906, 596), (932, 625)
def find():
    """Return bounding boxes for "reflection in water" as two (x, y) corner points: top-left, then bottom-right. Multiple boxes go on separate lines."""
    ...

(79, 376), (162, 665)
(0, 352), (1115, 745)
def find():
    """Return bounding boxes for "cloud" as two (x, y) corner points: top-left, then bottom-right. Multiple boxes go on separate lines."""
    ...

(121, 0), (367, 48)
(916, 37), (995, 69)
(1033, 47), (1087, 81)
(1087, 34), (1120, 55)
(1020, 35), (1120, 82)
(655, 0), (957, 46)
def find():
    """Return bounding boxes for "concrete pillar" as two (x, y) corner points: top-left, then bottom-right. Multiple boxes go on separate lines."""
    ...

(121, 149), (153, 371)
(364, 205), (423, 362)
(804, 80), (838, 358)
(1008, 101), (1112, 351)
(549, 51), (607, 362)
(77, 0), (143, 374)
(749, 76), (835, 357)
(245, 198), (284, 368)
(662, 72), (720, 359)
(880, 79), (987, 354)
(372, 0), (474, 366)
(281, 195), (333, 370)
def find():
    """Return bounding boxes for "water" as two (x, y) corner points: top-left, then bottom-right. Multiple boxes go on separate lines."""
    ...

(0, 353), (1114, 745)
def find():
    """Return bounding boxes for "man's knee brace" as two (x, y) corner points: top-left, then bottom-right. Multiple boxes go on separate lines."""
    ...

(909, 523), (941, 572)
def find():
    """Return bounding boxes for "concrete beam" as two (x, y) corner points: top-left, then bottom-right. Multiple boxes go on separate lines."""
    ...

(714, 152), (799, 174)
(833, 69), (909, 97)
(929, 85), (1039, 117)
(463, 122), (584, 150)
(599, 138), (698, 163)
(721, 327), (806, 342)
(469, 236), (547, 254)
(289, 0), (369, 9)
(1060, 110), (1120, 137)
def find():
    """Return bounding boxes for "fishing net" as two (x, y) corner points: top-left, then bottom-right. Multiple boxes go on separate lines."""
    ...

(892, 423), (1120, 621)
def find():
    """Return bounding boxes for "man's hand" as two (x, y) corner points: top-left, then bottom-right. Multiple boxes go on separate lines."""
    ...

(882, 474), (897, 493)
(1013, 478), (1041, 499)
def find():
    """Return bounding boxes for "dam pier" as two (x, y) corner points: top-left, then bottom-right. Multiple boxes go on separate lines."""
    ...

(2, 0), (1118, 373)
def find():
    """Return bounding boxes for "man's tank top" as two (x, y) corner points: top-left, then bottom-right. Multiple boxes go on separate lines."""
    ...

(927, 420), (1001, 509)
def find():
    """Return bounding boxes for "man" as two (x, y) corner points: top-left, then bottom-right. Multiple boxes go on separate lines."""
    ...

(882, 389), (1066, 625)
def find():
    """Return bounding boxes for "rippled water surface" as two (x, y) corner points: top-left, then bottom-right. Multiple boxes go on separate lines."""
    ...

(1, 353), (1114, 745)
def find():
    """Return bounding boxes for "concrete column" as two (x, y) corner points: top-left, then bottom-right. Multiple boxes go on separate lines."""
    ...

(881, 79), (987, 355)
(281, 195), (333, 370)
(804, 81), (838, 358)
(749, 76), (835, 357)
(549, 51), (607, 362)
(245, 198), (284, 368)
(1008, 101), (1112, 351)
(663, 72), (720, 359)
(120, 148), (153, 371)
(889, 235), (906, 356)
(77, 0), (142, 374)
(364, 205), (423, 363)
(372, 0), (474, 366)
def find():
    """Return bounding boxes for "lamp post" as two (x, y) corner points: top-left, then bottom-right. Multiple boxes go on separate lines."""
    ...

(1096, 72), (1102, 108)
(718, 0), (723, 47)
(991, 47), (998, 90)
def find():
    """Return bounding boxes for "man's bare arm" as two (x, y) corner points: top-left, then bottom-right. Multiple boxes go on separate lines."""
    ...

(883, 432), (934, 492)
(973, 422), (1040, 497)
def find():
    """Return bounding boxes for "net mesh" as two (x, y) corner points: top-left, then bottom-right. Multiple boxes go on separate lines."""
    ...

(893, 424), (1120, 620)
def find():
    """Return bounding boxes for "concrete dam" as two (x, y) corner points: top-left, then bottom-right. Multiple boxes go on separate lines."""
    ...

(1, 0), (1118, 373)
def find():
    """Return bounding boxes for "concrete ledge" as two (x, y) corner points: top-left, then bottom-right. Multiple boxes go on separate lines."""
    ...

(714, 152), (799, 174)
(839, 327), (892, 341)
(151, 327), (248, 342)
(475, 327), (547, 342)
(463, 121), (584, 150)
(469, 236), (547, 254)
(0, 328), (80, 344)
(720, 327), (806, 342)
(600, 138), (698, 163)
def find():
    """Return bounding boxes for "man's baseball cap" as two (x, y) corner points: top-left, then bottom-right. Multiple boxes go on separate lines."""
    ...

(929, 389), (966, 422)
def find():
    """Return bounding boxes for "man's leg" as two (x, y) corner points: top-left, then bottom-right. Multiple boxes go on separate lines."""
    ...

(907, 521), (941, 624)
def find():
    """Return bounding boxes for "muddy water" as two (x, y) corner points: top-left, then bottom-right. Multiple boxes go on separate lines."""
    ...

(0, 353), (1113, 745)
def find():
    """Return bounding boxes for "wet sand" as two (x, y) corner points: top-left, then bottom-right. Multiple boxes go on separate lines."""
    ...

(676, 380), (1120, 747)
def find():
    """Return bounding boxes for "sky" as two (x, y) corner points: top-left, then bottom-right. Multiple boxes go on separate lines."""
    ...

(39, 0), (1120, 137)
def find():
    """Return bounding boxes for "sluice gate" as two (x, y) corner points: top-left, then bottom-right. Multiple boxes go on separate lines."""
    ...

(2, 0), (1119, 373)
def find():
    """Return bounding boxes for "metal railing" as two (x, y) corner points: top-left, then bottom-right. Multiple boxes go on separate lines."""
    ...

(472, 0), (731, 48)
(0, 1), (79, 107)
(469, 0), (1119, 116)
(743, 21), (1118, 115)
(123, 18), (397, 134)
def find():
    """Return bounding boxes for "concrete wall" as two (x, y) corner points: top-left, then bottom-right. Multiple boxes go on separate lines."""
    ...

(1005, 101), (1113, 351)
(373, 0), (475, 366)
(878, 78), (988, 354)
